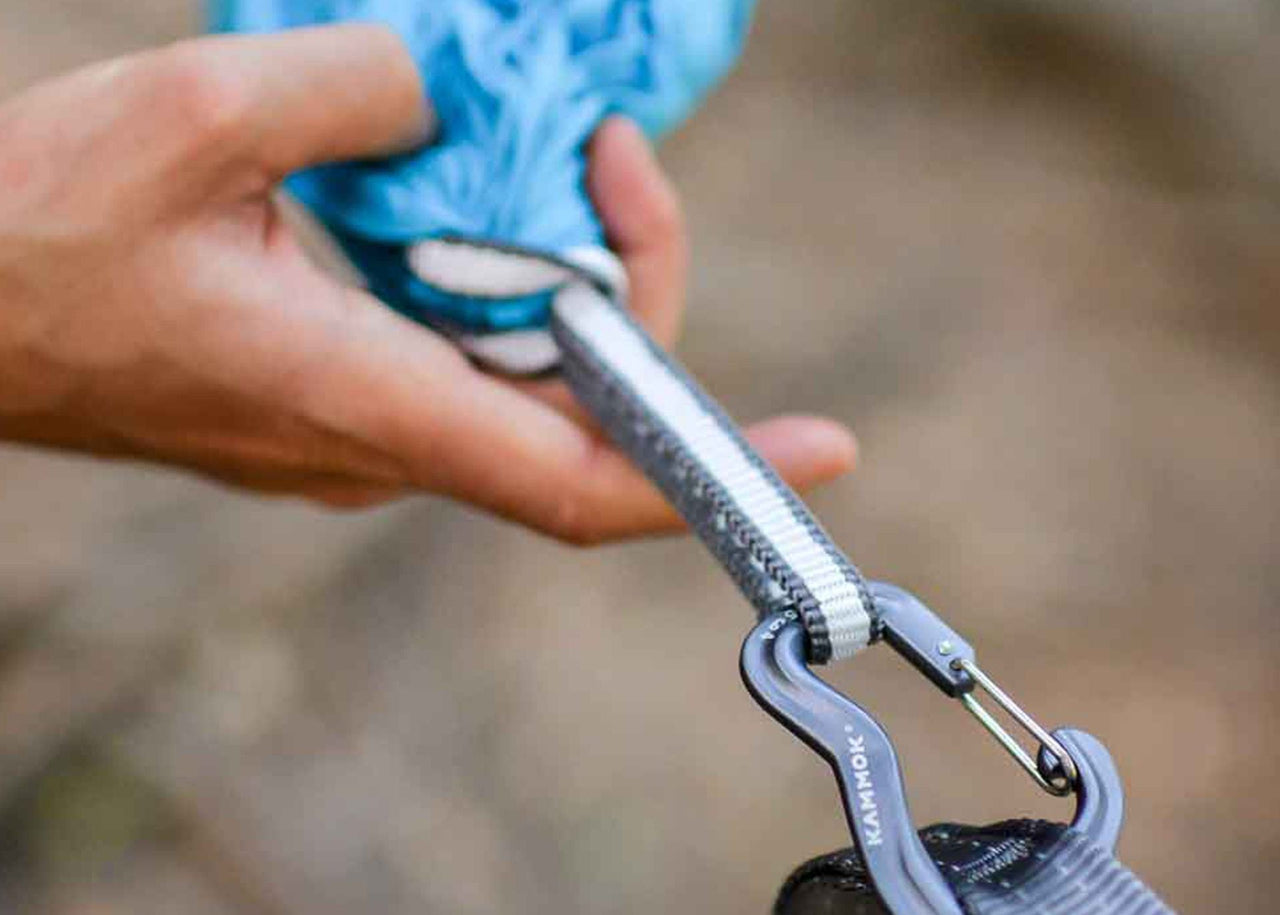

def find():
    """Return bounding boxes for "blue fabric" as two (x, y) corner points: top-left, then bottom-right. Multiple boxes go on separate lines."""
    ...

(211, 1), (753, 333)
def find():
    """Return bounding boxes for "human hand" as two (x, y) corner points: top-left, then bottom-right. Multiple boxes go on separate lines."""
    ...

(0, 25), (856, 544)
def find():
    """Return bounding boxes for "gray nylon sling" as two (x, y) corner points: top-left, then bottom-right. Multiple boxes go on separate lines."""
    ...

(777, 822), (1172, 915)
(553, 281), (874, 664)
(550, 281), (1175, 915)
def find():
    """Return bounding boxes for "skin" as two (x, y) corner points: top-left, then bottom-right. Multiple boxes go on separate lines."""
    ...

(0, 24), (857, 545)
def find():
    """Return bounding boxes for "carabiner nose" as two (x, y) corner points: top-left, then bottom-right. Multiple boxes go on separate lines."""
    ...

(870, 582), (1079, 797)
(1050, 727), (1124, 852)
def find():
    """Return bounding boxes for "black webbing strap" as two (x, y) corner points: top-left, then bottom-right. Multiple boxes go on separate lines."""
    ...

(777, 821), (1173, 915)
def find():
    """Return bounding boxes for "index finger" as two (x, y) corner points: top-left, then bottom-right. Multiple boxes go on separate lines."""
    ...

(323, 294), (852, 544)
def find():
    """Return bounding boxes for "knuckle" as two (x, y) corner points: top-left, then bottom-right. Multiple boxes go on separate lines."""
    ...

(143, 42), (253, 147)
(546, 489), (604, 547)
(343, 22), (406, 57)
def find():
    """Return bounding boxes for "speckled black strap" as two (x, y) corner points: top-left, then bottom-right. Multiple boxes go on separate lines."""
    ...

(954, 826), (1172, 915)
(777, 821), (1174, 915)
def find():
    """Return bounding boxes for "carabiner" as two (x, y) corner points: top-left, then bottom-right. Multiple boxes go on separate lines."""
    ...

(870, 582), (1077, 796)
(740, 602), (1126, 914)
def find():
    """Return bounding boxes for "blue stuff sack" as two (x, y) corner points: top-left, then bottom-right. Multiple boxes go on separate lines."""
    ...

(211, 0), (755, 371)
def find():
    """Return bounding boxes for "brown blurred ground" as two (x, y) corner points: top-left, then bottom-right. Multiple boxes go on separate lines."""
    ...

(2, 2), (1279, 913)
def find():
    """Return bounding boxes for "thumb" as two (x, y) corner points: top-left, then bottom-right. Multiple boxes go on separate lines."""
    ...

(174, 24), (432, 179)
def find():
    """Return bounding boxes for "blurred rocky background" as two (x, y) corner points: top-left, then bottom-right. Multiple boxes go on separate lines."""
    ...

(2, 1), (1279, 912)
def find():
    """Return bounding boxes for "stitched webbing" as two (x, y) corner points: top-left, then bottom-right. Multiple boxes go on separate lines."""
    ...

(552, 282), (874, 662)
(776, 822), (1175, 915)
(378, 234), (875, 660)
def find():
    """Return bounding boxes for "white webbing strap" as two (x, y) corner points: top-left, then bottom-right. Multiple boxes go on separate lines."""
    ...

(407, 238), (874, 660)
(552, 282), (873, 661)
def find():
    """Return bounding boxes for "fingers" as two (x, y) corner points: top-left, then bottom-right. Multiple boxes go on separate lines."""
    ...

(442, 388), (857, 543)
(146, 25), (430, 181)
(506, 374), (602, 431)
(741, 415), (859, 493)
(205, 466), (405, 510)
(503, 117), (687, 427)
(294, 273), (855, 543)
(614, 415), (858, 537)
(217, 251), (854, 537)
(242, 25), (431, 173)
(372, 344), (857, 542)
(587, 117), (688, 348)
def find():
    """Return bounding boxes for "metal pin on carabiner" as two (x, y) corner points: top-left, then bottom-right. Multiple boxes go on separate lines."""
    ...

(954, 657), (1076, 796)
(869, 582), (1079, 797)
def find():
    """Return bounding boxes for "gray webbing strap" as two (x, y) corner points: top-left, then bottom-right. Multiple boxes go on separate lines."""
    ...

(955, 827), (1172, 915)
(551, 282), (874, 663)
(778, 822), (1175, 914)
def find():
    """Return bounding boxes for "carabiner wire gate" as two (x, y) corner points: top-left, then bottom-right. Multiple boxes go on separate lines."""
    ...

(868, 581), (1079, 798)
(955, 657), (1076, 796)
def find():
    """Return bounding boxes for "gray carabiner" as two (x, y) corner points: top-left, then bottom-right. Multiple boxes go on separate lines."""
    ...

(740, 608), (1126, 914)
(870, 582), (1077, 797)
